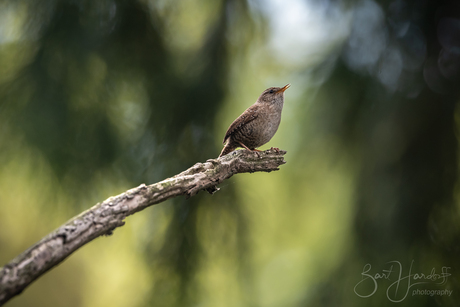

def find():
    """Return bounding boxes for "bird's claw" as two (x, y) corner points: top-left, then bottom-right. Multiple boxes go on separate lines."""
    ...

(270, 147), (280, 153)
(247, 149), (261, 158)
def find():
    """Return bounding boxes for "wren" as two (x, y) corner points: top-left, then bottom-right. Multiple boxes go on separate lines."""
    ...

(219, 84), (290, 157)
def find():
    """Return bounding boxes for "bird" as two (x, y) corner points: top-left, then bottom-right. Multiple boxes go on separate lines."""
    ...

(219, 84), (290, 157)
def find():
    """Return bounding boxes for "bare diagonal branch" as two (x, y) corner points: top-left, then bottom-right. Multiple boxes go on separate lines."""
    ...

(0, 149), (287, 305)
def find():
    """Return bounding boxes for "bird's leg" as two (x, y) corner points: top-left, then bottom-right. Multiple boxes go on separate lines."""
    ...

(238, 141), (261, 157)
(238, 141), (252, 152)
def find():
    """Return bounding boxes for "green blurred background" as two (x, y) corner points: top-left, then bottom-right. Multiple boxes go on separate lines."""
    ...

(1, 0), (459, 306)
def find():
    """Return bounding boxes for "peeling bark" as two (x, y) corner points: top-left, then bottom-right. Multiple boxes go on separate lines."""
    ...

(0, 148), (286, 305)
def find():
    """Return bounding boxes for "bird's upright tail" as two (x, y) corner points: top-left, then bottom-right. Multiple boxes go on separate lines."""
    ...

(219, 141), (237, 157)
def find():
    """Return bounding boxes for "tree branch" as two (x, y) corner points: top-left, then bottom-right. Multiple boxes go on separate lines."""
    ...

(0, 149), (286, 305)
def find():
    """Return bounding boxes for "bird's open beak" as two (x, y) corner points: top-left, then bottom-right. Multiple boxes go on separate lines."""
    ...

(277, 84), (291, 93)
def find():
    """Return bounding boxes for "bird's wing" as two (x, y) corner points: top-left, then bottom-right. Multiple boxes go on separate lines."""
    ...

(223, 104), (259, 144)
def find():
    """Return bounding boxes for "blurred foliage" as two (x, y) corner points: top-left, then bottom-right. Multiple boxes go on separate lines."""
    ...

(0, 0), (459, 306)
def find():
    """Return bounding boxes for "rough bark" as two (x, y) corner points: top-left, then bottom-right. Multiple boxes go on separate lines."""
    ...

(0, 148), (286, 305)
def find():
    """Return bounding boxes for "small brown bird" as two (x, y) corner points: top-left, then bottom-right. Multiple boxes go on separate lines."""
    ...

(219, 84), (290, 157)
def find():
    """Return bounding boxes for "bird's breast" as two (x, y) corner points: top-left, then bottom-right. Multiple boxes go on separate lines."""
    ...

(230, 101), (283, 148)
(249, 103), (283, 146)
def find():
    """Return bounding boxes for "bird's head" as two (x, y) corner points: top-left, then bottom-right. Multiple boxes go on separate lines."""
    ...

(258, 84), (290, 105)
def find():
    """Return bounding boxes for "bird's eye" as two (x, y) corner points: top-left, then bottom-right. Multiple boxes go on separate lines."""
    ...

(269, 89), (274, 94)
